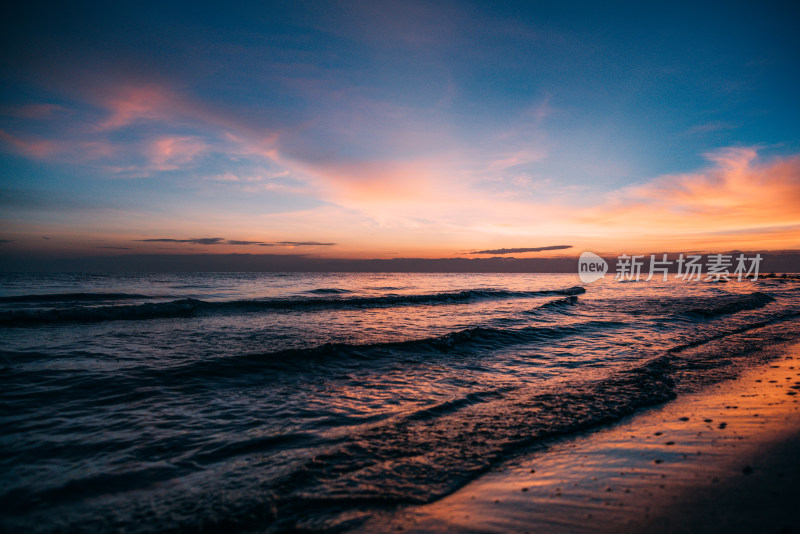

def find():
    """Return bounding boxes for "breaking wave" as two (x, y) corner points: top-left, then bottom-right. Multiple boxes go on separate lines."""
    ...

(0, 286), (587, 325)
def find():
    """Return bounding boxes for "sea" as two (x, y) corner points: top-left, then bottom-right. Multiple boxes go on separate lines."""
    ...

(1, 272), (799, 532)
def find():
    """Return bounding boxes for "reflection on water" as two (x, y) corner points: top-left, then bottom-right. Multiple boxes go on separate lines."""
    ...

(379, 343), (800, 534)
(1, 273), (799, 532)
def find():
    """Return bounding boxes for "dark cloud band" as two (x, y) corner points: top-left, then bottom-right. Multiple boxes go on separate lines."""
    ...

(136, 238), (336, 247)
(470, 245), (573, 255)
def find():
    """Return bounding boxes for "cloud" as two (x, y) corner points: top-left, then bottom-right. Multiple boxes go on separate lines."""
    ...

(90, 83), (280, 146)
(207, 169), (311, 195)
(138, 237), (226, 245)
(0, 129), (57, 158)
(276, 241), (336, 246)
(294, 158), (447, 203)
(567, 147), (800, 250)
(470, 245), (573, 255)
(485, 148), (548, 172)
(146, 136), (208, 170)
(0, 70), (554, 229)
(135, 238), (335, 247)
(96, 85), (176, 131)
(209, 170), (291, 183)
(595, 148), (800, 229)
(3, 55), (797, 257)
(0, 82), (283, 179)
(686, 121), (738, 135)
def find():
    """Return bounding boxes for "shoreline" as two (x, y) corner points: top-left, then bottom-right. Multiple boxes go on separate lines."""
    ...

(362, 341), (800, 533)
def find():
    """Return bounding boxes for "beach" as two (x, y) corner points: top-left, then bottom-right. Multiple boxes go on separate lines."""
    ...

(366, 341), (800, 534)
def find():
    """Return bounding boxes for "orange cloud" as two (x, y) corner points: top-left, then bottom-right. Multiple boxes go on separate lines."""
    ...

(3, 74), (797, 257)
(297, 159), (445, 202)
(573, 148), (800, 250)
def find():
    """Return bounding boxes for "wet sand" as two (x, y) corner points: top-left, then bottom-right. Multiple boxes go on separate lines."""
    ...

(363, 342), (800, 533)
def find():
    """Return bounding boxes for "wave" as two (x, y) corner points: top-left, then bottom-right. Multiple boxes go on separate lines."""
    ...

(230, 357), (678, 533)
(258, 318), (615, 356)
(3, 288), (798, 532)
(367, 286), (406, 291)
(0, 286), (587, 325)
(0, 356), (677, 533)
(592, 291), (775, 320)
(159, 319), (625, 380)
(285, 286), (586, 308)
(682, 291), (774, 319)
(668, 309), (800, 354)
(0, 292), (152, 303)
(303, 288), (354, 294)
(257, 317), (800, 531)
(527, 295), (580, 312)
(0, 299), (199, 325)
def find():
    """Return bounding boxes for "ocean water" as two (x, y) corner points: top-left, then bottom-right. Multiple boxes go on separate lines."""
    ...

(1, 272), (799, 532)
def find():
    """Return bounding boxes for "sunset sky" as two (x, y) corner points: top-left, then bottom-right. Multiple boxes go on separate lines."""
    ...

(1, 1), (798, 263)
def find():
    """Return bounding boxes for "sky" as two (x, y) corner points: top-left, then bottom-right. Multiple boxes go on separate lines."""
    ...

(1, 0), (799, 264)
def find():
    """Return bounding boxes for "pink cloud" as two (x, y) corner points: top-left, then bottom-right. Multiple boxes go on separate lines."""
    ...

(147, 136), (208, 170)
(92, 82), (281, 145)
(0, 129), (57, 158)
(0, 128), (122, 163)
(0, 81), (286, 178)
(95, 85), (176, 130)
